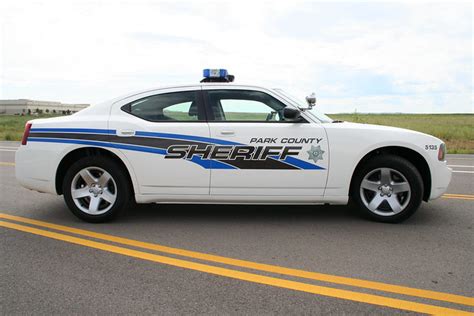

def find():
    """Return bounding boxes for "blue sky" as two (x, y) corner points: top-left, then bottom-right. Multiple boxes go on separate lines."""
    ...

(0, 1), (472, 113)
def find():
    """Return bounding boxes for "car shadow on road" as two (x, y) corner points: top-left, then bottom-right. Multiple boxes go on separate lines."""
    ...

(18, 193), (436, 226)
(20, 195), (438, 226)
(120, 203), (364, 224)
(117, 202), (439, 226)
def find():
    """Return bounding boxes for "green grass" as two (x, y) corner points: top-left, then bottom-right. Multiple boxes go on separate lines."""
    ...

(330, 113), (474, 154)
(0, 115), (56, 142)
(1, 113), (472, 154)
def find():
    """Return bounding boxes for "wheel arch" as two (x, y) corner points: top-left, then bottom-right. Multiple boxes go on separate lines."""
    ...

(55, 147), (136, 198)
(350, 146), (431, 202)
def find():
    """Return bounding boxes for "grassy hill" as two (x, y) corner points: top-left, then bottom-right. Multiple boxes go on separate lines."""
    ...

(330, 113), (473, 154)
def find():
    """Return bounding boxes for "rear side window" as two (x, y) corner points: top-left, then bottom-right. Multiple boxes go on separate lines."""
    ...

(122, 91), (204, 122)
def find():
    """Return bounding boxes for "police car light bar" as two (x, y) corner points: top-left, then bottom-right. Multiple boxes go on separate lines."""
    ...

(203, 69), (227, 78)
(201, 69), (234, 83)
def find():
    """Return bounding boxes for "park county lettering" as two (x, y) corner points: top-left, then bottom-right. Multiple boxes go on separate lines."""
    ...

(250, 137), (322, 144)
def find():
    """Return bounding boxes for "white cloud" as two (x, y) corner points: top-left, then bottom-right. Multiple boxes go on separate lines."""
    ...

(0, 0), (472, 113)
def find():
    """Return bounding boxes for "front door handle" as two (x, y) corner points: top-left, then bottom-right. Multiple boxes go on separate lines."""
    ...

(220, 130), (235, 136)
(117, 129), (136, 137)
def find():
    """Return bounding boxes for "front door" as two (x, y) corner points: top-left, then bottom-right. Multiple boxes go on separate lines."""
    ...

(203, 87), (329, 198)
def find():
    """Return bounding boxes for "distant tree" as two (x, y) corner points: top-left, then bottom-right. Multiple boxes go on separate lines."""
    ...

(35, 108), (40, 114)
(27, 109), (31, 115)
(38, 109), (43, 114)
(52, 109), (56, 114)
(45, 109), (49, 114)
(66, 109), (71, 115)
(62, 110), (66, 115)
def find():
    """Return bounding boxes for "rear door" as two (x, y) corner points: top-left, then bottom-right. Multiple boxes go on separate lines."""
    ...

(108, 87), (211, 196)
(202, 86), (329, 198)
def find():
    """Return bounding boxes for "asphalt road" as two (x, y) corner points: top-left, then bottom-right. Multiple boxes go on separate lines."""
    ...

(1, 141), (473, 315)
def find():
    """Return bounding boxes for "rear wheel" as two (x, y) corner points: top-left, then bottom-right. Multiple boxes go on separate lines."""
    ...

(351, 155), (424, 223)
(63, 156), (131, 222)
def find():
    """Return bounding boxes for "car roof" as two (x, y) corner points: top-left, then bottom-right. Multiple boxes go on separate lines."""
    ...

(115, 83), (277, 102)
(136, 82), (272, 92)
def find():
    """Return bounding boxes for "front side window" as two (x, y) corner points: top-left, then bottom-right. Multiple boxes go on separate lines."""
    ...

(206, 90), (287, 122)
(122, 91), (203, 121)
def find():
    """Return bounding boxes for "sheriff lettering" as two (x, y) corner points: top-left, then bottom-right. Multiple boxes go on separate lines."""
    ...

(165, 144), (302, 161)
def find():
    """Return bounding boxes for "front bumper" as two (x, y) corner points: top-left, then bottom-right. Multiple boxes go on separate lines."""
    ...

(429, 162), (452, 200)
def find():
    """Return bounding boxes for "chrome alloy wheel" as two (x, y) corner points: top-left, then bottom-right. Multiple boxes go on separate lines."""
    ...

(359, 167), (411, 216)
(70, 167), (117, 215)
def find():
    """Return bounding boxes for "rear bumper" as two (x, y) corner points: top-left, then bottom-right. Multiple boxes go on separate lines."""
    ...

(15, 145), (57, 194)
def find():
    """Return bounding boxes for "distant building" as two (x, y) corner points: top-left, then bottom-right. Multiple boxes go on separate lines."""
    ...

(0, 99), (89, 115)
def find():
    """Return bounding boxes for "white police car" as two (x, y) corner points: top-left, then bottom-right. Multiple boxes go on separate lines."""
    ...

(15, 69), (452, 223)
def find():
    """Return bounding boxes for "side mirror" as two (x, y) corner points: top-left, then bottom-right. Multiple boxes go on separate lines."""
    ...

(283, 107), (303, 122)
(305, 92), (317, 109)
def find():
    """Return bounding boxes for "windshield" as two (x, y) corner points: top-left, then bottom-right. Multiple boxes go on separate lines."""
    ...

(273, 88), (333, 123)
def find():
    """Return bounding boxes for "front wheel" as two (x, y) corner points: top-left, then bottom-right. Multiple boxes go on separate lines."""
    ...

(351, 155), (424, 223)
(63, 156), (131, 223)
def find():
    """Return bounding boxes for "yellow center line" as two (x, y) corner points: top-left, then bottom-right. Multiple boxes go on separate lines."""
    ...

(0, 220), (471, 316)
(442, 193), (474, 201)
(1, 213), (472, 308)
(443, 194), (474, 198)
(0, 162), (15, 166)
(442, 196), (474, 201)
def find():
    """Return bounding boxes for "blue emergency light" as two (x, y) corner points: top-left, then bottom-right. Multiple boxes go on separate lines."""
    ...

(201, 69), (234, 83)
(203, 69), (228, 78)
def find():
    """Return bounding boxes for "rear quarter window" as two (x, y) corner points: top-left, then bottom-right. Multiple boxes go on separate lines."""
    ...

(122, 91), (204, 122)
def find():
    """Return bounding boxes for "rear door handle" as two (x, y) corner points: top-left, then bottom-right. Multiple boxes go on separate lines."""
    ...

(117, 129), (136, 137)
(220, 130), (235, 136)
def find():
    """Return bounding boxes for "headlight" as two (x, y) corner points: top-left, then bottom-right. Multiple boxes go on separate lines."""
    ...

(438, 143), (446, 161)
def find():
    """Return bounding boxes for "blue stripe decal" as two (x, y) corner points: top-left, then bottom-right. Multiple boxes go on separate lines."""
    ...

(191, 156), (236, 169)
(281, 156), (324, 170)
(30, 128), (115, 134)
(28, 137), (236, 170)
(135, 131), (241, 146)
(28, 138), (167, 154)
(30, 128), (239, 145)
(28, 128), (324, 170)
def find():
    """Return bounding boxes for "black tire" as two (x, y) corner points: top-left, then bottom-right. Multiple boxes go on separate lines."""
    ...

(351, 155), (424, 223)
(63, 156), (131, 223)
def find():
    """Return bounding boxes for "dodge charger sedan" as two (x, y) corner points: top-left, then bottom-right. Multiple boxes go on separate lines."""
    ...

(15, 70), (452, 223)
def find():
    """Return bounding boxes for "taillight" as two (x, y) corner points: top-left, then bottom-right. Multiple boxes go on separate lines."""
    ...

(438, 143), (446, 161)
(21, 122), (32, 145)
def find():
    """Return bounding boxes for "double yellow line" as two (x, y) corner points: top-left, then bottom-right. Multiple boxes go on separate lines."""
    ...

(1, 213), (473, 315)
(0, 161), (15, 166)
